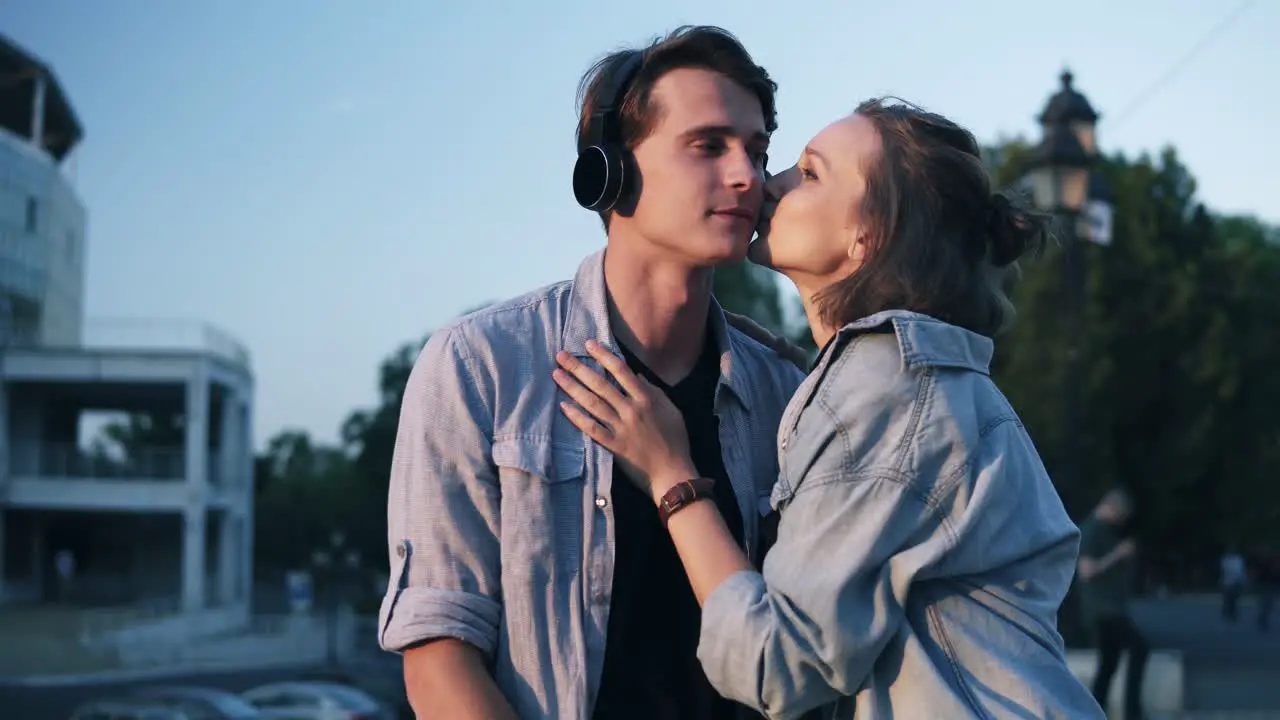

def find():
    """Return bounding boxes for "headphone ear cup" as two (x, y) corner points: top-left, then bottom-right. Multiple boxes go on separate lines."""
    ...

(573, 143), (630, 211)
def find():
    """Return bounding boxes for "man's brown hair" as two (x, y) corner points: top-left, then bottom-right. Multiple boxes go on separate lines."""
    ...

(575, 26), (778, 226)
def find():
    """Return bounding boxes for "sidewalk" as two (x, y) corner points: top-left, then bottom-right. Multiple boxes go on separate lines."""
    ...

(0, 655), (323, 688)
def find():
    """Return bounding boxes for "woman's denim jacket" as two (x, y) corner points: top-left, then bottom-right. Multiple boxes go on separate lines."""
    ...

(698, 310), (1104, 720)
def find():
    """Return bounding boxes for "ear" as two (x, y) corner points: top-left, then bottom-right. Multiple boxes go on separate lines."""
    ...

(847, 233), (868, 264)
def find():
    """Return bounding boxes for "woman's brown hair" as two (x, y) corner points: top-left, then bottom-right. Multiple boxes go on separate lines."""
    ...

(815, 97), (1052, 338)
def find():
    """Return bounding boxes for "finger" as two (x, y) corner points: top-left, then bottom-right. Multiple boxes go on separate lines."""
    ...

(560, 401), (615, 447)
(556, 351), (630, 408)
(583, 340), (646, 398)
(552, 368), (621, 426)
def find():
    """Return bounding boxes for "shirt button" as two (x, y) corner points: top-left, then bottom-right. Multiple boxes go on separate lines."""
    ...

(594, 495), (608, 509)
(395, 543), (406, 558)
(781, 438), (788, 449)
(592, 590), (610, 606)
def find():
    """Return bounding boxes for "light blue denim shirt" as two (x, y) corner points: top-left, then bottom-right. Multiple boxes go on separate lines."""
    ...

(698, 310), (1104, 720)
(377, 249), (805, 719)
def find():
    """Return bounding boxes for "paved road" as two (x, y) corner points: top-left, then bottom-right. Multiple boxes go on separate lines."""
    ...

(0, 655), (408, 720)
(3, 595), (1276, 718)
(1131, 594), (1280, 713)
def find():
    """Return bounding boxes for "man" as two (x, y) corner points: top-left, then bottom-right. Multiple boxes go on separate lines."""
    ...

(1256, 551), (1277, 633)
(378, 26), (806, 720)
(1220, 546), (1247, 622)
(1078, 488), (1148, 720)
(54, 548), (75, 603)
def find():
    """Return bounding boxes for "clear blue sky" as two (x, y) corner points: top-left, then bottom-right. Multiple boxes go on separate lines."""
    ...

(2, 0), (1274, 448)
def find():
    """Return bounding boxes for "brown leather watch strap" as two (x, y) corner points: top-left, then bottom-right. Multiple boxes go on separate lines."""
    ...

(656, 477), (716, 528)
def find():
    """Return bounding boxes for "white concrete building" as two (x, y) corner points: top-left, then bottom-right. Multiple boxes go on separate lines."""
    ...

(0, 33), (255, 640)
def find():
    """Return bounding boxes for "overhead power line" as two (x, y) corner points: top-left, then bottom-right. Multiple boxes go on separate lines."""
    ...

(1111, 0), (1257, 130)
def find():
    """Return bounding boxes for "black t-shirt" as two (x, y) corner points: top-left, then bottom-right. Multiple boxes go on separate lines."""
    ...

(591, 334), (757, 720)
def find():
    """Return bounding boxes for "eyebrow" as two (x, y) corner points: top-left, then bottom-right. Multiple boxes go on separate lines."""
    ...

(681, 124), (771, 148)
(803, 146), (828, 169)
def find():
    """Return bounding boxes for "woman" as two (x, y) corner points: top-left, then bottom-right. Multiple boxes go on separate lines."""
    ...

(552, 98), (1104, 719)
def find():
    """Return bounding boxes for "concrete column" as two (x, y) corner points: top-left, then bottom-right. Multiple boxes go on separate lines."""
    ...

(240, 396), (254, 602)
(181, 507), (205, 612)
(0, 380), (7, 602)
(0, 510), (6, 602)
(183, 364), (209, 613)
(217, 511), (237, 604)
(30, 74), (45, 150)
(0, 378), (9, 478)
(217, 390), (236, 488)
(31, 518), (44, 600)
(185, 364), (209, 489)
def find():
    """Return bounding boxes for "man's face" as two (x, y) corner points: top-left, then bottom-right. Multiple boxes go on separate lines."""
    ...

(615, 67), (769, 267)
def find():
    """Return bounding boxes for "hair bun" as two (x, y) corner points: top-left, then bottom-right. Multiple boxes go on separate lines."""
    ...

(986, 192), (1048, 267)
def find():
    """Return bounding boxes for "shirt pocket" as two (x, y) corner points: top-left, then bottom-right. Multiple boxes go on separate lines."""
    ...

(492, 437), (585, 581)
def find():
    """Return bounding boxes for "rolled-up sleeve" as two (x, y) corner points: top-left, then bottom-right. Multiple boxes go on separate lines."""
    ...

(378, 327), (503, 658)
(698, 468), (956, 719)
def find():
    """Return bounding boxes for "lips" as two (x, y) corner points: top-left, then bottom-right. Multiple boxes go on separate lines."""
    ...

(713, 208), (755, 221)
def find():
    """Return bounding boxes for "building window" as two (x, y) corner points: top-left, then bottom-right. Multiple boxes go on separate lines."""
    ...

(25, 196), (37, 233)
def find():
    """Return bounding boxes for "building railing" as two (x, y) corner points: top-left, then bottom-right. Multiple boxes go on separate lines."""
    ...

(7, 442), (233, 484)
(10, 442), (184, 479)
(0, 125), (73, 180)
(78, 317), (252, 369)
(79, 595), (183, 648)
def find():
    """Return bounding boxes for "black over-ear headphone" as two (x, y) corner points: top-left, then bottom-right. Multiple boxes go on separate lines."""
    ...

(572, 52), (645, 212)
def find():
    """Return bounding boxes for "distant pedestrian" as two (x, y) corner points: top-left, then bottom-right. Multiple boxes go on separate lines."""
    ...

(1256, 553), (1278, 633)
(1221, 547), (1247, 622)
(1079, 489), (1148, 720)
(54, 548), (75, 604)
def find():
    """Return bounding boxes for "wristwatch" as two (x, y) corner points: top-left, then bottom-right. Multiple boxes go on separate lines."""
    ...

(656, 478), (716, 528)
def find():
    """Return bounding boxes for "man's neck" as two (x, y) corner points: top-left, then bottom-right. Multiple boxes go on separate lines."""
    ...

(603, 241), (713, 385)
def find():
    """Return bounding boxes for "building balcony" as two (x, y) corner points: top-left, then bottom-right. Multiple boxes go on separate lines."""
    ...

(2, 443), (241, 512)
(79, 318), (253, 370)
(12, 442), (186, 481)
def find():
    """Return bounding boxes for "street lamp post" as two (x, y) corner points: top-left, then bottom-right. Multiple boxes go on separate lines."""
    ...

(1023, 69), (1112, 509)
(1023, 70), (1114, 649)
(312, 531), (362, 667)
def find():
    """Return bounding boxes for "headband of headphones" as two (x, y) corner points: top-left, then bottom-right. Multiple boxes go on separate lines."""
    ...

(582, 51), (645, 150)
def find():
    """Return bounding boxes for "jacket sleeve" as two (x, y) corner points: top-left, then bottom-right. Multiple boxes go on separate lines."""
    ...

(378, 328), (503, 657)
(698, 434), (957, 718)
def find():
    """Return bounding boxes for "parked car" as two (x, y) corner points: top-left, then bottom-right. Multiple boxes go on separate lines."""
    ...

(133, 686), (265, 719)
(69, 697), (194, 720)
(300, 665), (410, 720)
(241, 681), (390, 720)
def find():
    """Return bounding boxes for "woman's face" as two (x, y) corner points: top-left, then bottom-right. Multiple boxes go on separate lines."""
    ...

(748, 113), (880, 289)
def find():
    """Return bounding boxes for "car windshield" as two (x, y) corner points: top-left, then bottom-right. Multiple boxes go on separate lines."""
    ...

(318, 685), (379, 710)
(205, 695), (263, 718)
(142, 689), (261, 719)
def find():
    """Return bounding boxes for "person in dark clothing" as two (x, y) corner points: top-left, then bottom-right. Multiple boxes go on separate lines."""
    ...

(1078, 488), (1148, 720)
(1256, 552), (1278, 633)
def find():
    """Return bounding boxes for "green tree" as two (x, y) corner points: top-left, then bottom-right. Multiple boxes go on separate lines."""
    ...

(989, 140), (1280, 593)
(253, 429), (358, 575)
